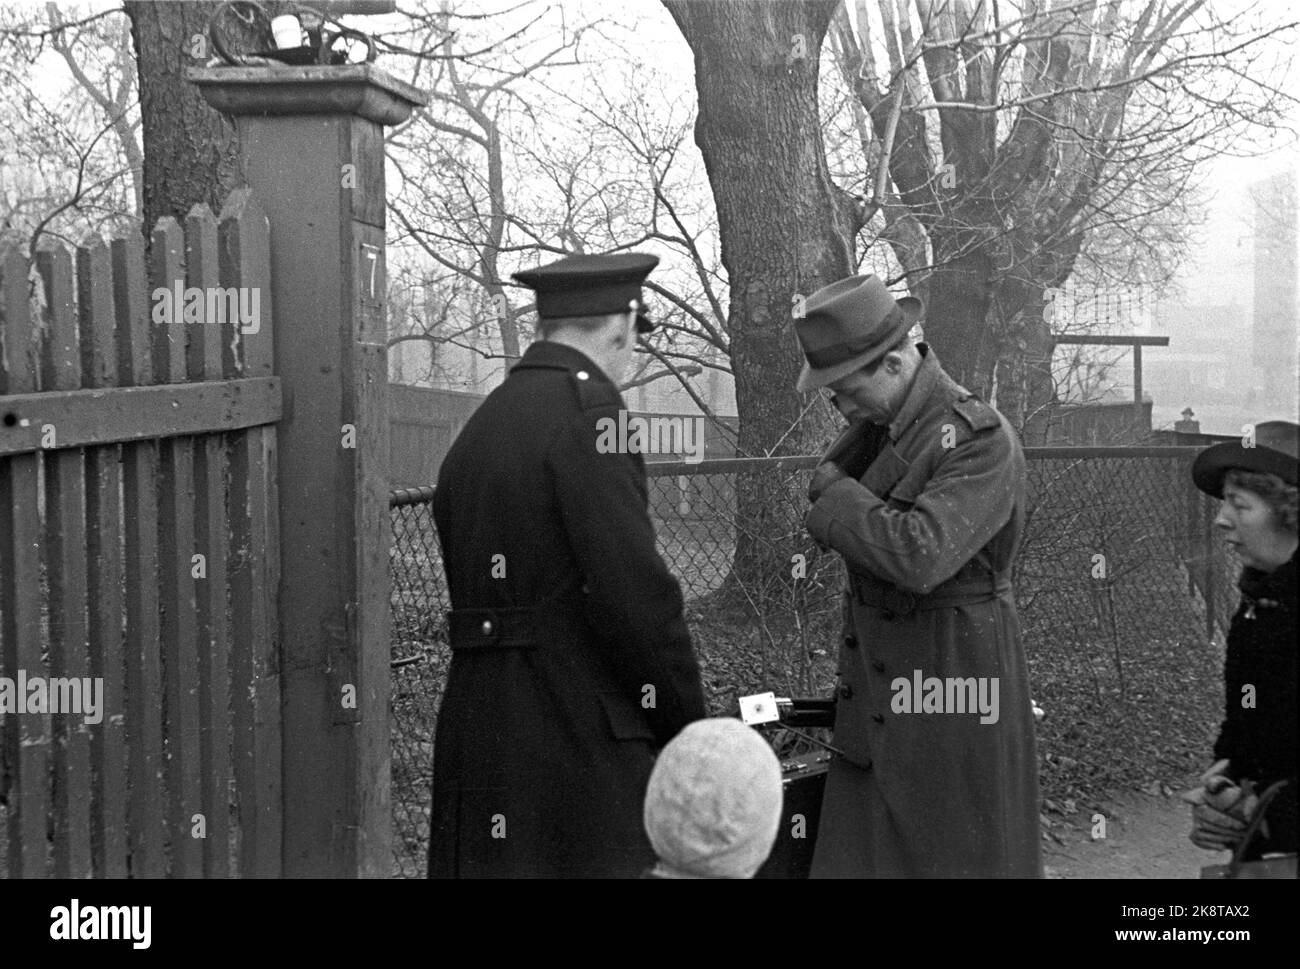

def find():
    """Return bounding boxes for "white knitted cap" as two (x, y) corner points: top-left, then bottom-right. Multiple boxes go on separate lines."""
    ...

(643, 717), (784, 878)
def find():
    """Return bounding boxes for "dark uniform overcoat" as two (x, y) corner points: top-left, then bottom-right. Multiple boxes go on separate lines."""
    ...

(805, 344), (1041, 877)
(427, 340), (707, 879)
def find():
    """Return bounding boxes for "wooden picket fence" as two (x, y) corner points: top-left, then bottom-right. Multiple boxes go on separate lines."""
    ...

(0, 189), (282, 878)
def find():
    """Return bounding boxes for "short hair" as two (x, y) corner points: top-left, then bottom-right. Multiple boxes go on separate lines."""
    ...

(536, 311), (629, 338)
(1223, 469), (1299, 534)
(860, 332), (916, 376)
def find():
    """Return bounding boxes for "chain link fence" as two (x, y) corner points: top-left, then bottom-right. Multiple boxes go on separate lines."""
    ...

(388, 447), (1238, 877)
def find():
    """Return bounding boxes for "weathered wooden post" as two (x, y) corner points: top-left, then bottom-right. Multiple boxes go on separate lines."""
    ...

(189, 64), (426, 877)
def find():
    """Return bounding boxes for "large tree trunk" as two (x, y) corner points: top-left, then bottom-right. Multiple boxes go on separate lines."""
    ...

(125, 1), (283, 229)
(922, 230), (1058, 431)
(918, 237), (999, 399)
(664, 0), (856, 594)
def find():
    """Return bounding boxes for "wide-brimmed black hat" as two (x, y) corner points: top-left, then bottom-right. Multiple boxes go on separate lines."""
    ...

(1191, 420), (1299, 498)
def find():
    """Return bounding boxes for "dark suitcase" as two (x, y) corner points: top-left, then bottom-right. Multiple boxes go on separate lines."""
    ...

(755, 751), (832, 879)
(751, 697), (836, 880)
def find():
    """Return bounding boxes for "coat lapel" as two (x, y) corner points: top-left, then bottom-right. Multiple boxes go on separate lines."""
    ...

(861, 441), (911, 499)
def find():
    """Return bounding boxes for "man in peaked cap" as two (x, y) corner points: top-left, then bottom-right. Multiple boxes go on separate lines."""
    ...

(427, 251), (706, 879)
(794, 274), (1041, 878)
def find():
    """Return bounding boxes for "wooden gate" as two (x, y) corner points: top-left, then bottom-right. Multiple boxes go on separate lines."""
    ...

(0, 189), (282, 878)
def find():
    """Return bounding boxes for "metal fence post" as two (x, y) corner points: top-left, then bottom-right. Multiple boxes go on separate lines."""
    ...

(1204, 493), (1217, 643)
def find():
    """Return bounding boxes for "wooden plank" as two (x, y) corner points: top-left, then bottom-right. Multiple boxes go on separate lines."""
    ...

(349, 218), (392, 877)
(639, 447), (1209, 477)
(1054, 335), (1170, 346)
(222, 189), (275, 382)
(0, 376), (281, 456)
(36, 245), (93, 879)
(1022, 446), (1202, 460)
(112, 233), (166, 877)
(220, 189), (282, 877)
(0, 247), (49, 878)
(151, 217), (203, 878)
(348, 118), (387, 229)
(77, 236), (127, 878)
(185, 204), (231, 877)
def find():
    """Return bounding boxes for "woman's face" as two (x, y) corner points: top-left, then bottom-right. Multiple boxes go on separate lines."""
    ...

(1215, 482), (1298, 571)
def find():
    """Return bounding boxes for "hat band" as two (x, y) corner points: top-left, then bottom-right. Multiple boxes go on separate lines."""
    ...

(804, 306), (906, 369)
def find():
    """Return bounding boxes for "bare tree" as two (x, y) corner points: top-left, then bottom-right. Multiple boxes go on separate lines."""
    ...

(826, 0), (1296, 428)
(384, 2), (732, 421)
(385, 0), (596, 366)
(664, 0), (1295, 448)
(47, 3), (144, 216)
(0, 3), (140, 251)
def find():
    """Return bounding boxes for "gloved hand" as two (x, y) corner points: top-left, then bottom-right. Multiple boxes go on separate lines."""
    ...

(808, 461), (849, 503)
(1183, 761), (1265, 850)
(1190, 800), (1248, 850)
(1181, 759), (1231, 806)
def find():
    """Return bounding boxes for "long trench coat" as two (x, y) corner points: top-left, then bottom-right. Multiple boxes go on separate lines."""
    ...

(427, 340), (706, 879)
(804, 344), (1041, 877)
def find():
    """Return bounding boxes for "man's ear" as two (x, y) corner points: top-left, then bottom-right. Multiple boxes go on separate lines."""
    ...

(881, 351), (904, 375)
(610, 311), (635, 348)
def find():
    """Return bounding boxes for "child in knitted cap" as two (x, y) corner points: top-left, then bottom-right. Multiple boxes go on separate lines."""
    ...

(642, 716), (784, 878)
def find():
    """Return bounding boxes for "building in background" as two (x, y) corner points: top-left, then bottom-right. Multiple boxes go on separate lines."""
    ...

(1252, 171), (1299, 418)
(1143, 301), (1252, 433)
(1145, 165), (1299, 435)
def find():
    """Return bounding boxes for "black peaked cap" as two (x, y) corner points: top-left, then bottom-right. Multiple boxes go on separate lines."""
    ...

(513, 252), (659, 333)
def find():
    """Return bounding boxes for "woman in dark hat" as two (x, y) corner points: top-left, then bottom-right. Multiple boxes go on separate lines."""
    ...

(1186, 421), (1298, 863)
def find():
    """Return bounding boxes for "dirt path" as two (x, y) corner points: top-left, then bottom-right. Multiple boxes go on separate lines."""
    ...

(1043, 776), (1224, 878)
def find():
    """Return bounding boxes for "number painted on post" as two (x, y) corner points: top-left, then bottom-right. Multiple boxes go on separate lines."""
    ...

(361, 244), (381, 299)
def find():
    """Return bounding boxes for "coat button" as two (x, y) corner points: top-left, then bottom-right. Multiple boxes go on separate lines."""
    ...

(843, 634), (858, 650)
(871, 659), (885, 673)
(481, 619), (493, 635)
(871, 713), (884, 724)
(838, 683), (854, 700)
(576, 370), (590, 380)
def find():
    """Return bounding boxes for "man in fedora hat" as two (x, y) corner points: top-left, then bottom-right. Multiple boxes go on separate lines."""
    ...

(795, 274), (1041, 878)
(427, 252), (706, 878)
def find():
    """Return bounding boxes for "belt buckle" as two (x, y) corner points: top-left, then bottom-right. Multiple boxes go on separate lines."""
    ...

(882, 587), (916, 618)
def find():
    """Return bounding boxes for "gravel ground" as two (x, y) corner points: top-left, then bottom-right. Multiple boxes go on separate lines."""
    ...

(1043, 773), (1218, 878)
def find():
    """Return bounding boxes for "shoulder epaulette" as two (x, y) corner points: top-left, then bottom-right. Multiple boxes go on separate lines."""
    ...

(952, 393), (1001, 432)
(571, 369), (622, 412)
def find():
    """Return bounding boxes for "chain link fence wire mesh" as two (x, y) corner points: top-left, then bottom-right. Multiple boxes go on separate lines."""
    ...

(387, 448), (1238, 877)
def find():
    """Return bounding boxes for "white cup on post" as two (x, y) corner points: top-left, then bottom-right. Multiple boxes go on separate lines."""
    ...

(271, 14), (304, 49)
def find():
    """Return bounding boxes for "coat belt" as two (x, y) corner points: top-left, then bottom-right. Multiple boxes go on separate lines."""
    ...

(447, 588), (585, 650)
(849, 569), (1011, 617)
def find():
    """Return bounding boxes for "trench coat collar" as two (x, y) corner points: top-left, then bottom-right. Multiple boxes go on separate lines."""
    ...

(888, 343), (945, 443)
(511, 339), (613, 385)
